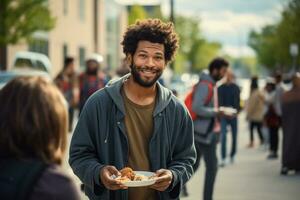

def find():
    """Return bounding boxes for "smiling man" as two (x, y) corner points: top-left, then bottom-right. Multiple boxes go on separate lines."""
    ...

(69, 19), (196, 200)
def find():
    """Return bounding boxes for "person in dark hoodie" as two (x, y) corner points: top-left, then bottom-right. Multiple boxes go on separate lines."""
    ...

(69, 19), (196, 200)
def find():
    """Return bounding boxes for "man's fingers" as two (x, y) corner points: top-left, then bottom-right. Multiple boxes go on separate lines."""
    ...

(152, 181), (171, 189)
(155, 169), (166, 176)
(107, 166), (121, 176)
(155, 175), (170, 183)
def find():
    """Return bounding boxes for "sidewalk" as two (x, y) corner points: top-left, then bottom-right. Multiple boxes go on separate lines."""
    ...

(183, 113), (300, 200)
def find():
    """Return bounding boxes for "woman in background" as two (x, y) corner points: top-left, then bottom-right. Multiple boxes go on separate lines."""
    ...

(246, 76), (265, 147)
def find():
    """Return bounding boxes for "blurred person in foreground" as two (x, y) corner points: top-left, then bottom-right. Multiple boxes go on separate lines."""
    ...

(55, 57), (79, 132)
(218, 69), (240, 166)
(0, 77), (80, 200)
(246, 76), (265, 148)
(188, 57), (229, 200)
(78, 54), (109, 113)
(69, 19), (196, 200)
(281, 72), (300, 174)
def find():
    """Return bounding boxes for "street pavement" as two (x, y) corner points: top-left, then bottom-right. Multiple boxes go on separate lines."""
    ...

(63, 112), (300, 200)
(182, 112), (300, 200)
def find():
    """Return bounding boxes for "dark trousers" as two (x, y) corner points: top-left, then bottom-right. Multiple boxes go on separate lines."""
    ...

(250, 121), (264, 143)
(193, 135), (218, 200)
(68, 107), (74, 132)
(269, 127), (279, 154)
(220, 117), (238, 160)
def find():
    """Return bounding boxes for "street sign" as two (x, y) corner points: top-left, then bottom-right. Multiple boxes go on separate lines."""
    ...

(290, 43), (298, 57)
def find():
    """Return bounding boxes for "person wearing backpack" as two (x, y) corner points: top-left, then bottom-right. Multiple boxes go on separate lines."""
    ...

(0, 77), (80, 200)
(187, 58), (229, 200)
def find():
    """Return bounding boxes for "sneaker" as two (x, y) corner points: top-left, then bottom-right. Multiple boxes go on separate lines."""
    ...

(247, 142), (254, 148)
(219, 159), (226, 167)
(267, 152), (278, 159)
(230, 157), (235, 164)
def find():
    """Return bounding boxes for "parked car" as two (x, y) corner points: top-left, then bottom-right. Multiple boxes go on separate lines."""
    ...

(0, 69), (51, 90)
(12, 51), (52, 73)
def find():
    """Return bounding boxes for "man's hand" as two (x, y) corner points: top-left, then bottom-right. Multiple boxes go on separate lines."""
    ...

(100, 165), (128, 190)
(150, 169), (173, 191)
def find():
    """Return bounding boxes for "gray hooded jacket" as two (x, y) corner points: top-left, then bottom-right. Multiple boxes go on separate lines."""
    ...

(192, 72), (218, 144)
(69, 74), (196, 200)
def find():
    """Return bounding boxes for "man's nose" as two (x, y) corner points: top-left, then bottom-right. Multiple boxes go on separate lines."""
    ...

(146, 57), (155, 67)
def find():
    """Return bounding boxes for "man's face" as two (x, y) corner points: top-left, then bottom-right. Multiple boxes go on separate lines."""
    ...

(129, 40), (166, 87)
(212, 66), (228, 81)
(66, 62), (75, 76)
(86, 60), (98, 75)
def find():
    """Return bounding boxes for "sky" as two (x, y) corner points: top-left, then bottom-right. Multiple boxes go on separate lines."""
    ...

(117, 0), (284, 57)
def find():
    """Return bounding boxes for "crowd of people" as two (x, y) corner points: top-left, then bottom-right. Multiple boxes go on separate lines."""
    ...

(0, 18), (299, 200)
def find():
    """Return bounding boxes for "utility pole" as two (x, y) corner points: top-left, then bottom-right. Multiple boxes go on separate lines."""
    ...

(170, 0), (175, 70)
(170, 0), (175, 24)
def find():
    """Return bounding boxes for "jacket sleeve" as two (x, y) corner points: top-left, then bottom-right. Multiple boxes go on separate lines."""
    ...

(167, 106), (196, 199)
(192, 83), (217, 117)
(68, 98), (106, 195)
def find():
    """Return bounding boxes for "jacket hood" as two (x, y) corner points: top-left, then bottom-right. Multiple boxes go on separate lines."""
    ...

(104, 74), (173, 116)
(199, 70), (216, 85)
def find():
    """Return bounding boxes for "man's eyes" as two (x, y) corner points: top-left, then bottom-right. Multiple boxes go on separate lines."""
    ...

(138, 54), (164, 60)
(139, 54), (147, 58)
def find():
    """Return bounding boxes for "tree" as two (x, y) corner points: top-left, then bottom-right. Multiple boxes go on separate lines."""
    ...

(248, 0), (300, 71)
(128, 4), (147, 25)
(248, 25), (278, 69)
(0, 0), (55, 70)
(174, 16), (221, 73)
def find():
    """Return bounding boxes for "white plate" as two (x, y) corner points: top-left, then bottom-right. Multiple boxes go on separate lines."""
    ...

(219, 107), (237, 116)
(121, 171), (156, 187)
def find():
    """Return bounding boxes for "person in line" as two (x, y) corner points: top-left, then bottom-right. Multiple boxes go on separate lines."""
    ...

(246, 76), (265, 148)
(78, 54), (109, 113)
(0, 76), (81, 200)
(218, 70), (240, 166)
(69, 19), (196, 200)
(281, 72), (300, 174)
(55, 57), (79, 132)
(191, 57), (229, 200)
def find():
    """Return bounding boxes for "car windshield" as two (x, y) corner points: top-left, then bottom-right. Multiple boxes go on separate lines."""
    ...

(14, 58), (34, 68)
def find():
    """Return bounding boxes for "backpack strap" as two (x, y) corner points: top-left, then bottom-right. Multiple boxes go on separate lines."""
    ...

(198, 80), (214, 105)
(0, 159), (48, 200)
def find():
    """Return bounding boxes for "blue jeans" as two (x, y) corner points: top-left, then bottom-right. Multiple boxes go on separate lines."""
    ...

(220, 117), (238, 160)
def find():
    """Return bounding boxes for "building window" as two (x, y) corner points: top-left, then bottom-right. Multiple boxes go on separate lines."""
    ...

(29, 39), (49, 57)
(79, 0), (85, 21)
(63, 44), (68, 59)
(79, 47), (85, 68)
(63, 0), (68, 15)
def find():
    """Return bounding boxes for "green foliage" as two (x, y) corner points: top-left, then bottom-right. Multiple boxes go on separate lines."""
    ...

(175, 16), (221, 73)
(248, 0), (300, 71)
(0, 0), (56, 45)
(248, 25), (277, 69)
(128, 4), (147, 25)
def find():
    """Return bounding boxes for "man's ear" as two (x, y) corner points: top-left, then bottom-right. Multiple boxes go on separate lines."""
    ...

(126, 54), (132, 66)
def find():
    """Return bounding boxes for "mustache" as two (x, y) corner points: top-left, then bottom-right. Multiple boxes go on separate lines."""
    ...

(135, 66), (161, 73)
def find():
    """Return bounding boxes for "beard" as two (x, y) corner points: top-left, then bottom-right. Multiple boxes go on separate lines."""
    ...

(213, 73), (223, 81)
(86, 68), (98, 75)
(130, 63), (163, 88)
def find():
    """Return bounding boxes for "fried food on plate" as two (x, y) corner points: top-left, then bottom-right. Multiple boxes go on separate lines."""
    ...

(115, 167), (153, 182)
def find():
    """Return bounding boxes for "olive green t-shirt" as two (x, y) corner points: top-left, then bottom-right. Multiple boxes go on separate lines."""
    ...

(122, 88), (157, 200)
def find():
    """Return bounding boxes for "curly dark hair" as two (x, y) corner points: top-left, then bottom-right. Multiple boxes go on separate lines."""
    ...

(121, 18), (179, 63)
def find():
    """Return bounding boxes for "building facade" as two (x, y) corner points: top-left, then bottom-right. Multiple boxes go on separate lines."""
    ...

(7, 0), (127, 77)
